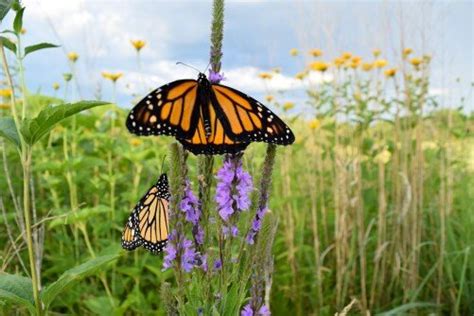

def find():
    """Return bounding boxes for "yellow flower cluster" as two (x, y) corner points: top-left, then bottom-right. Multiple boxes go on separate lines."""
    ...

(67, 52), (79, 63)
(102, 72), (123, 82)
(384, 68), (397, 77)
(265, 95), (274, 102)
(309, 49), (323, 57)
(282, 102), (294, 111)
(52, 83), (60, 90)
(130, 40), (146, 52)
(309, 118), (321, 130)
(310, 61), (329, 72)
(374, 59), (388, 68)
(259, 72), (273, 80)
(0, 89), (12, 97)
(289, 48), (299, 56)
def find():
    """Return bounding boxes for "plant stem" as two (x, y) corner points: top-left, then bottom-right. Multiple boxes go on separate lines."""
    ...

(1, 42), (42, 316)
(22, 147), (42, 315)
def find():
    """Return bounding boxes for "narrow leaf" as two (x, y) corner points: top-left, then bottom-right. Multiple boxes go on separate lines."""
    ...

(20, 100), (110, 145)
(40, 253), (120, 308)
(24, 42), (59, 57)
(377, 302), (439, 315)
(0, 35), (16, 54)
(0, 117), (20, 148)
(12, 6), (23, 33)
(0, 0), (14, 22)
(0, 273), (36, 314)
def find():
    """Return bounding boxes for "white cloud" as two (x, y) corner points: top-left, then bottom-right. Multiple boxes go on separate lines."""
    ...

(118, 60), (332, 96)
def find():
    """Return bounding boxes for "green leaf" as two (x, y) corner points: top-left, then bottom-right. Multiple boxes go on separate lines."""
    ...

(40, 253), (120, 308)
(0, 273), (36, 314)
(13, 6), (23, 33)
(20, 100), (109, 145)
(0, 0), (13, 22)
(0, 35), (17, 54)
(0, 117), (20, 148)
(24, 42), (59, 57)
(48, 205), (110, 229)
(377, 302), (439, 315)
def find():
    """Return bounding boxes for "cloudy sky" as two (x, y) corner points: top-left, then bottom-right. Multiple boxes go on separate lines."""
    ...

(4, 0), (473, 111)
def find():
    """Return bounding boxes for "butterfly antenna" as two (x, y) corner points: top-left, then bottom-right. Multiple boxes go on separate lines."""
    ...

(176, 62), (201, 74)
(203, 61), (212, 73)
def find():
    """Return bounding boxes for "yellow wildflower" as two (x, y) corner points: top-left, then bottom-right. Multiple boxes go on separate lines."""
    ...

(102, 72), (123, 82)
(372, 49), (381, 57)
(402, 48), (413, 57)
(52, 83), (60, 90)
(373, 59), (388, 68)
(353, 92), (362, 101)
(0, 103), (9, 110)
(0, 89), (12, 97)
(352, 56), (362, 63)
(421, 141), (438, 151)
(349, 56), (361, 69)
(342, 52), (352, 60)
(289, 48), (299, 56)
(130, 40), (146, 52)
(309, 49), (323, 57)
(295, 71), (307, 80)
(362, 62), (373, 71)
(130, 138), (142, 147)
(67, 52), (79, 63)
(309, 118), (321, 130)
(310, 61), (329, 72)
(282, 102), (294, 111)
(265, 95), (274, 102)
(374, 148), (391, 164)
(384, 68), (397, 77)
(333, 57), (345, 68)
(258, 72), (273, 80)
(20, 28), (26, 34)
(410, 57), (422, 67)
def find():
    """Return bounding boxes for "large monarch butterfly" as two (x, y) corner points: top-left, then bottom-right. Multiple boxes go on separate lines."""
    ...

(121, 173), (170, 254)
(126, 72), (295, 155)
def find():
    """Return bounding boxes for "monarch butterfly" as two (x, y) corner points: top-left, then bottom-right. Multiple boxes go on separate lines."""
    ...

(126, 72), (295, 155)
(121, 173), (170, 254)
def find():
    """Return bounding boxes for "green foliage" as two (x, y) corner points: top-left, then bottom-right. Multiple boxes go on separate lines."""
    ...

(12, 6), (24, 33)
(19, 101), (109, 145)
(0, 117), (20, 148)
(40, 253), (121, 308)
(0, 35), (16, 54)
(0, 0), (14, 22)
(0, 274), (36, 314)
(24, 42), (59, 57)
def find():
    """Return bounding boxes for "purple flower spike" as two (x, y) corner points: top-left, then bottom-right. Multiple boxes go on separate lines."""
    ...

(163, 230), (178, 270)
(181, 238), (197, 272)
(246, 206), (268, 245)
(213, 259), (222, 270)
(258, 305), (271, 316)
(241, 304), (254, 316)
(181, 180), (201, 225)
(215, 156), (253, 223)
(209, 70), (225, 83)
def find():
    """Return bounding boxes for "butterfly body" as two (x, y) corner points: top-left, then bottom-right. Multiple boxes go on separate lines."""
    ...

(121, 174), (170, 254)
(127, 72), (295, 155)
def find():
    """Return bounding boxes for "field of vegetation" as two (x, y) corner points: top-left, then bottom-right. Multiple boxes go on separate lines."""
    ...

(0, 1), (473, 315)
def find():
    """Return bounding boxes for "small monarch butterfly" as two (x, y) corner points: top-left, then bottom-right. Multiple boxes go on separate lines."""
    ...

(126, 72), (295, 155)
(121, 173), (170, 254)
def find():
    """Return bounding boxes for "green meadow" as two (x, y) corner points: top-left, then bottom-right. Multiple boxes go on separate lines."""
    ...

(0, 1), (473, 315)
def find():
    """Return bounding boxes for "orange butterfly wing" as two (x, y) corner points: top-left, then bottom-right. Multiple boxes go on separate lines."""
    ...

(210, 84), (295, 145)
(126, 80), (200, 139)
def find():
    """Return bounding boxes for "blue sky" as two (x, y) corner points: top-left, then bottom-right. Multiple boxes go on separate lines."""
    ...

(4, 0), (473, 111)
